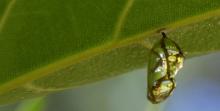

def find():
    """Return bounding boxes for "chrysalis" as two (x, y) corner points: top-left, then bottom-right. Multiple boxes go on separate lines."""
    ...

(147, 32), (184, 104)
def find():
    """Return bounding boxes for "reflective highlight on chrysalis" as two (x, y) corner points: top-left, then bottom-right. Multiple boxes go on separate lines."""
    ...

(147, 32), (184, 104)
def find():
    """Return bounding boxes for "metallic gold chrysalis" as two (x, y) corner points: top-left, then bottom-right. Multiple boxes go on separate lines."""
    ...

(147, 32), (184, 104)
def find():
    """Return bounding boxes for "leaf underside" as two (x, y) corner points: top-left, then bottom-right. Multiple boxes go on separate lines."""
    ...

(1, 0), (220, 104)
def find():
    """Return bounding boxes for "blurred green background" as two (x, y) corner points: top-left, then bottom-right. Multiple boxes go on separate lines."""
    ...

(1, 52), (220, 111)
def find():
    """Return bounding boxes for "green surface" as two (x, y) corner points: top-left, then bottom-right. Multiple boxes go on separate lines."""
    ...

(0, 0), (220, 104)
(15, 98), (45, 111)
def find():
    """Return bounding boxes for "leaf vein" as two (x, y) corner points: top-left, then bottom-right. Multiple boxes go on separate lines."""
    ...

(0, 0), (17, 33)
(24, 83), (67, 93)
(112, 0), (134, 41)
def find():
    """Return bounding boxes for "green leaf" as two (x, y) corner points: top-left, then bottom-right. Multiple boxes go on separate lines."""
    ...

(15, 97), (45, 111)
(0, 0), (220, 104)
